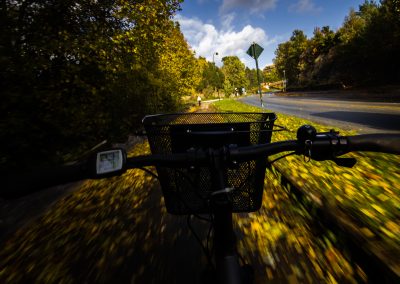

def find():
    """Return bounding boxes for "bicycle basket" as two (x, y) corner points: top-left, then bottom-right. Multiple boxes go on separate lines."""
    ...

(142, 112), (276, 215)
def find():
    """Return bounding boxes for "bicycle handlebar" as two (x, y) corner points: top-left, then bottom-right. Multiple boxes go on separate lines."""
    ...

(2, 125), (400, 199)
(125, 131), (400, 168)
(347, 134), (400, 154)
(3, 162), (88, 198)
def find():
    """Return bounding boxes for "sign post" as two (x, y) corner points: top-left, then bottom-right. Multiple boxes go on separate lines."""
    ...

(246, 42), (264, 107)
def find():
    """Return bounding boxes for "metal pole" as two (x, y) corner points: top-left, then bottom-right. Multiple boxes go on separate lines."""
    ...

(283, 70), (286, 92)
(253, 43), (263, 107)
(213, 52), (220, 100)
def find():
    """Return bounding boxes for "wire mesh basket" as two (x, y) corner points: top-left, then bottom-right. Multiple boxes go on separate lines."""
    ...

(142, 112), (276, 215)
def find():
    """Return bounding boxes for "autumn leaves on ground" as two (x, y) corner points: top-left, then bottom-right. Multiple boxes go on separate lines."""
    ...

(2, 100), (399, 283)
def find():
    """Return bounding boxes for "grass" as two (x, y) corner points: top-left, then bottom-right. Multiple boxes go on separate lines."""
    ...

(213, 99), (400, 249)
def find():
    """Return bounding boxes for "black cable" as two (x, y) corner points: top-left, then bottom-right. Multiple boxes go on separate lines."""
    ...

(137, 165), (211, 215)
(193, 214), (212, 222)
(138, 167), (159, 179)
(139, 166), (215, 267)
(206, 218), (214, 259)
(268, 151), (296, 164)
(187, 215), (215, 269)
(273, 124), (290, 132)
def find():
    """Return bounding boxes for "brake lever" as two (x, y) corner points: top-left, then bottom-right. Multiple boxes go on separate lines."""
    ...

(297, 125), (355, 167)
(332, 158), (357, 168)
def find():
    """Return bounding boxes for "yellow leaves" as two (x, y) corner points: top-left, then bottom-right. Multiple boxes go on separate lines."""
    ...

(342, 173), (353, 180)
(356, 265), (368, 282)
(360, 208), (376, 219)
(294, 242), (302, 253)
(109, 242), (116, 253)
(377, 193), (389, 202)
(250, 221), (262, 234)
(308, 247), (317, 259)
(266, 267), (274, 279)
(314, 264), (324, 278)
(344, 185), (356, 197)
(299, 172), (309, 179)
(215, 99), (400, 250)
(335, 195), (344, 203)
(381, 227), (397, 239)
(371, 204), (386, 215)
(324, 247), (340, 263)
(385, 221), (400, 235)
(0, 139), (162, 282)
(360, 227), (375, 238)
(327, 272), (339, 284)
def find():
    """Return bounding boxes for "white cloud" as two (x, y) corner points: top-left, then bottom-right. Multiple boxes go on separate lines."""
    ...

(289, 0), (322, 13)
(221, 13), (235, 31)
(175, 15), (274, 67)
(221, 0), (277, 14)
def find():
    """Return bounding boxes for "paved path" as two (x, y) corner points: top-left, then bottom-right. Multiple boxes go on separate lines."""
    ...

(241, 94), (400, 133)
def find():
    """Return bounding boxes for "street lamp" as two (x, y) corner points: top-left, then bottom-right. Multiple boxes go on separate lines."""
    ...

(283, 70), (286, 92)
(213, 52), (218, 64)
(212, 52), (220, 100)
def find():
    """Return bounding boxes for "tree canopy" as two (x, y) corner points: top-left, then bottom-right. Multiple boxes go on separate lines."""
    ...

(221, 56), (248, 95)
(1, 0), (197, 170)
(273, 0), (400, 89)
(196, 57), (224, 98)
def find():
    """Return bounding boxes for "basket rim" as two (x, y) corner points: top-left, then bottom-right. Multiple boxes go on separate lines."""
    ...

(142, 112), (277, 126)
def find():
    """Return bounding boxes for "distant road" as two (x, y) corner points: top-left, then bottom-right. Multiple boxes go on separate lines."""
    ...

(240, 93), (400, 133)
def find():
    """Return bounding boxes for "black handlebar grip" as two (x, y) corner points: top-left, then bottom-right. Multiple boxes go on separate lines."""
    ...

(347, 134), (400, 155)
(2, 162), (89, 199)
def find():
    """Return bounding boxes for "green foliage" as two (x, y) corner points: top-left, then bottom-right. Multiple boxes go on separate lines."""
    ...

(221, 56), (248, 95)
(274, 30), (307, 87)
(245, 67), (263, 93)
(0, 0), (189, 170)
(196, 57), (224, 98)
(195, 56), (259, 98)
(273, 0), (400, 88)
(263, 65), (280, 83)
(158, 22), (200, 104)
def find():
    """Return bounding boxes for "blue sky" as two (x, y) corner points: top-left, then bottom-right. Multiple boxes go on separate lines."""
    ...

(175, 0), (366, 68)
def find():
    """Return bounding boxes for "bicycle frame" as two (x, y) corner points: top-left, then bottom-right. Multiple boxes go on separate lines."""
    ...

(209, 148), (242, 284)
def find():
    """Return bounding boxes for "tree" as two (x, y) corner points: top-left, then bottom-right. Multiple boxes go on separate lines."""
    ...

(274, 30), (308, 87)
(244, 67), (264, 93)
(0, 0), (186, 170)
(263, 65), (280, 84)
(272, 0), (400, 88)
(157, 22), (200, 107)
(221, 56), (248, 95)
(298, 26), (338, 85)
(196, 57), (224, 97)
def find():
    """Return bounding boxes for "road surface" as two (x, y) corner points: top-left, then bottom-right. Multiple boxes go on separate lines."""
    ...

(240, 94), (400, 133)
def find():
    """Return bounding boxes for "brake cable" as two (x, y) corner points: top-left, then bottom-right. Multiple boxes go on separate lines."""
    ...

(268, 151), (297, 164)
(187, 215), (215, 269)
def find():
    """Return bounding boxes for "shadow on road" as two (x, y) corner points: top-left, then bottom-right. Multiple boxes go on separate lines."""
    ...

(311, 111), (400, 131)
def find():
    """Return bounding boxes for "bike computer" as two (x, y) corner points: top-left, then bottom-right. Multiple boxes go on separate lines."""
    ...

(95, 149), (126, 176)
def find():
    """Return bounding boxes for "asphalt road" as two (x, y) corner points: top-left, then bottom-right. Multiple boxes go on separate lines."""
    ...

(240, 94), (400, 133)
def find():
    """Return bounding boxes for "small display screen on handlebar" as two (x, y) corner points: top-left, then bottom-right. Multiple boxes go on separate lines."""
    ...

(96, 150), (124, 174)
